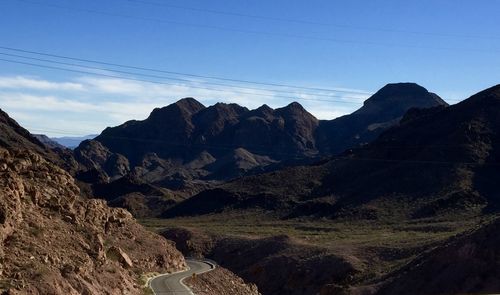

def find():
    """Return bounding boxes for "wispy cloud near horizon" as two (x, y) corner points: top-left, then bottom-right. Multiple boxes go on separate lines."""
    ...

(0, 75), (368, 137)
(0, 76), (84, 91)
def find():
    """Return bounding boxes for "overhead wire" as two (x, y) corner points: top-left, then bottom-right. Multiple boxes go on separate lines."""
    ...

(0, 51), (368, 101)
(9, 0), (500, 55)
(0, 57), (366, 104)
(0, 46), (372, 95)
(0, 46), (464, 103)
(125, 0), (500, 41)
(1, 0), (488, 165)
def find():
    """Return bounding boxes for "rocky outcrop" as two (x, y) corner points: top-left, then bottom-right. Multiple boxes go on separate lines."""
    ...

(185, 267), (261, 295)
(0, 109), (81, 175)
(74, 139), (130, 181)
(0, 148), (186, 294)
(107, 246), (133, 268)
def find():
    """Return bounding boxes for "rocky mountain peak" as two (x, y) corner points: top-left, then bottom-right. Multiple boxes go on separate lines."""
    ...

(247, 104), (274, 119)
(192, 103), (248, 138)
(75, 82), (455, 196)
(148, 97), (205, 122)
(278, 101), (308, 114)
(358, 83), (447, 116)
(257, 104), (273, 112)
(209, 102), (248, 114)
(275, 102), (318, 124)
(174, 97), (206, 113)
(369, 82), (430, 99)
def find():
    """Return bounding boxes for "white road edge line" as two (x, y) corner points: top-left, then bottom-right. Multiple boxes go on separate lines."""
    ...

(147, 266), (190, 295)
(146, 259), (217, 295)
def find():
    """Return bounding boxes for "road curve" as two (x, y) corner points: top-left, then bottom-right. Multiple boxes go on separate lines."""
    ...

(149, 259), (216, 295)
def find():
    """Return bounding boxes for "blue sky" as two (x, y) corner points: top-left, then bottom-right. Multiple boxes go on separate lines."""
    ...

(0, 0), (499, 136)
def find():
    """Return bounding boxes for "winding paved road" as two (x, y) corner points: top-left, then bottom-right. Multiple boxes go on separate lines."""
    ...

(149, 259), (215, 295)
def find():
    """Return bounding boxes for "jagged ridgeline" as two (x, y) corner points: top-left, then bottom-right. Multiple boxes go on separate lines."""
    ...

(72, 83), (446, 217)
(166, 84), (500, 220)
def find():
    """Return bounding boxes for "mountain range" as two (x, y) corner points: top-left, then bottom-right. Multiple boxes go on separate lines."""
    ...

(72, 83), (447, 216)
(167, 84), (500, 220)
(0, 105), (261, 295)
(158, 83), (500, 295)
(2, 81), (500, 295)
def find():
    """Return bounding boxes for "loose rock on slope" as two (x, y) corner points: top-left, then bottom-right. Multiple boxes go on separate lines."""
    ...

(0, 147), (186, 294)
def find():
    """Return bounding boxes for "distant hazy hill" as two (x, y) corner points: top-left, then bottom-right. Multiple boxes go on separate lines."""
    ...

(33, 134), (65, 149)
(51, 134), (98, 148)
(165, 84), (500, 220)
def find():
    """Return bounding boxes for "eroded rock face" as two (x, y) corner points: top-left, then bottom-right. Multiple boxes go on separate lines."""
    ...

(185, 267), (261, 295)
(74, 140), (130, 181)
(0, 148), (186, 294)
(107, 246), (133, 268)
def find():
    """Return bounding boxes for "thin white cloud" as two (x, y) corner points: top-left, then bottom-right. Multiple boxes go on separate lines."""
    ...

(0, 76), (84, 91)
(0, 93), (99, 112)
(77, 76), (279, 105)
(306, 105), (353, 120)
(78, 77), (150, 95)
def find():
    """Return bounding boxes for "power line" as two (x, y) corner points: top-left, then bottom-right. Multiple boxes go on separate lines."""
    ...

(9, 0), (500, 55)
(0, 52), (368, 101)
(0, 45), (372, 95)
(126, 0), (500, 41)
(0, 57), (365, 104)
(0, 47), (465, 104)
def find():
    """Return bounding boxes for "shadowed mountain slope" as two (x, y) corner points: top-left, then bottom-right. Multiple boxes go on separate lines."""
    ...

(86, 83), (445, 172)
(165, 84), (500, 220)
(72, 83), (446, 216)
(378, 217), (500, 295)
(316, 83), (447, 154)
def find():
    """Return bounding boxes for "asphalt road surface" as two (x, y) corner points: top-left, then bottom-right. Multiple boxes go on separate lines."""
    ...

(149, 259), (215, 295)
